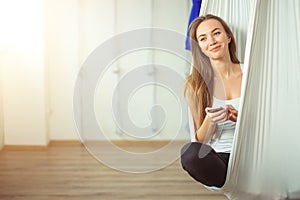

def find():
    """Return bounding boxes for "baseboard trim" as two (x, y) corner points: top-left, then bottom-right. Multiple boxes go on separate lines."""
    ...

(2, 139), (189, 150)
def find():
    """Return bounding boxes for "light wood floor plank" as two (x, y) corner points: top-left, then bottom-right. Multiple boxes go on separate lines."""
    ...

(0, 141), (227, 200)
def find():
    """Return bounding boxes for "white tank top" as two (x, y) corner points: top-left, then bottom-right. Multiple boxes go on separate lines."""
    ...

(209, 96), (240, 153)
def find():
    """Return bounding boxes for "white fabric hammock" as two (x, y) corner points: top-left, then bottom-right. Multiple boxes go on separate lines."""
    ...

(188, 0), (300, 199)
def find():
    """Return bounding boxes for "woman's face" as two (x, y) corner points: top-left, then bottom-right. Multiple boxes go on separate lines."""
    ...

(196, 19), (231, 61)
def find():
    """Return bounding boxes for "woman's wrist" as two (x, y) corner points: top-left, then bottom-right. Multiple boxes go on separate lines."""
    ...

(204, 114), (217, 126)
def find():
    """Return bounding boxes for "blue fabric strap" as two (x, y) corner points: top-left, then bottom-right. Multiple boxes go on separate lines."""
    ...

(185, 0), (202, 50)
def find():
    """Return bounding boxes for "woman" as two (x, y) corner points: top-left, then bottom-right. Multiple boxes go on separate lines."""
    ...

(181, 14), (242, 188)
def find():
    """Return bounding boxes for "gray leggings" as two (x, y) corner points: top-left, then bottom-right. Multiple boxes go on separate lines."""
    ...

(180, 142), (230, 188)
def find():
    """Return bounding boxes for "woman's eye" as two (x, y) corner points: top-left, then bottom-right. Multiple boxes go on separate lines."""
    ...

(214, 31), (221, 36)
(199, 37), (206, 42)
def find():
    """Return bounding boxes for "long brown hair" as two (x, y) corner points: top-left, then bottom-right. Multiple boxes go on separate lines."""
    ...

(185, 14), (240, 130)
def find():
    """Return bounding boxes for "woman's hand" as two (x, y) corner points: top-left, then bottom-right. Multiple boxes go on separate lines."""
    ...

(225, 104), (238, 122)
(205, 107), (228, 124)
(205, 104), (238, 124)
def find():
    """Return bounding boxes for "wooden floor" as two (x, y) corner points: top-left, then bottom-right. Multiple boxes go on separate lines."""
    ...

(0, 141), (227, 200)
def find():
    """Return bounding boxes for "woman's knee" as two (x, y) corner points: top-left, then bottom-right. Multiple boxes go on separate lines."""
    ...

(180, 142), (227, 187)
(180, 142), (211, 169)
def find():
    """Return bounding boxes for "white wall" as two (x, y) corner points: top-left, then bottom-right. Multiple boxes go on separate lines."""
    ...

(45, 0), (116, 141)
(93, 0), (192, 140)
(0, 63), (4, 149)
(0, 0), (48, 145)
(152, 0), (192, 139)
(0, 5), (5, 149)
(44, 0), (80, 140)
(0, 0), (192, 145)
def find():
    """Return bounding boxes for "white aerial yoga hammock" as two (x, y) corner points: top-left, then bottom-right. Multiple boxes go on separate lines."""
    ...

(188, 0), (300, 199)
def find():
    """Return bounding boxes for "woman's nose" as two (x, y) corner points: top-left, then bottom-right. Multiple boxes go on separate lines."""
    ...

(208, 36), (217, 45)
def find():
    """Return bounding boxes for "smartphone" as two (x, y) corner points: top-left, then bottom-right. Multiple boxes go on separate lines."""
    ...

(206, 107), (223, 113)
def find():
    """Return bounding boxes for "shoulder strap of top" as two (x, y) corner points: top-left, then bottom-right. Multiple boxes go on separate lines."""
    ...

(240, 63), (244, 72)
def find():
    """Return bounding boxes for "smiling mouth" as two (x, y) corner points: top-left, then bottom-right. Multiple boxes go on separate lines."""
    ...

(210, 46), (221, 52)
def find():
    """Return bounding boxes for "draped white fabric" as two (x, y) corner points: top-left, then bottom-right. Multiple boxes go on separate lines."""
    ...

(190, 0), (300, 199)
